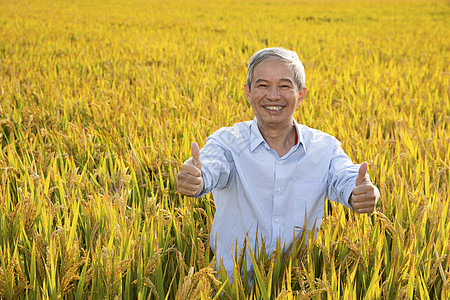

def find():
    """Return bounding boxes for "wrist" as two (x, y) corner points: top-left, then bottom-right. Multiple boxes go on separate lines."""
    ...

(349, 193), (355, 209)
(195, 179), (204, 196)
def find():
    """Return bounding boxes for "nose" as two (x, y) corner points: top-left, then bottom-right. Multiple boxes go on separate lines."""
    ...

(266, 86), (281, 100)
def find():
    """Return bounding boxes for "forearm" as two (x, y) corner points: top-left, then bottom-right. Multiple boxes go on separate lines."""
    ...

(191, 139), (233, 197)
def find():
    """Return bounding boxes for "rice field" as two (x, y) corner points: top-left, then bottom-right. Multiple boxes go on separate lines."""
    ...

(0, 0), (449, 298)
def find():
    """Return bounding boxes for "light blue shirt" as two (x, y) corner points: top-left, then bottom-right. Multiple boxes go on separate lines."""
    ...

(195, 118), (366, 276)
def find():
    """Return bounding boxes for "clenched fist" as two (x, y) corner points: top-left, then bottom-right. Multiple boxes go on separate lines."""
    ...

(349, 162), (380, 214)
(177, 142), (204, 197)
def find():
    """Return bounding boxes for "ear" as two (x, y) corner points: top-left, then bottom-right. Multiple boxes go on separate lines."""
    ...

(296, 86), (307, 107)
(244, 83), (250, 102)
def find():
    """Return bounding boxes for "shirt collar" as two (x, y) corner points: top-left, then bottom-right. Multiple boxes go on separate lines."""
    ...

(293, 118), (307, 153)
(249, 118), (307, 153)
(250, 118), (265, 152)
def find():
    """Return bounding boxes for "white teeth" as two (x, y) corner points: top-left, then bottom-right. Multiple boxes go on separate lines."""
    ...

(264, 106), (283, 111)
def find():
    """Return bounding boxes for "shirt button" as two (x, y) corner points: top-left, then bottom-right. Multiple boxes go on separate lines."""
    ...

(275, 218), (279, 223)
(277, 188), (281, 192)
(278, 161), (282, 165)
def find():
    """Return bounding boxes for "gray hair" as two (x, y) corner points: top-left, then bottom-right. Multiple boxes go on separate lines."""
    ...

(246, 47), (306, 91)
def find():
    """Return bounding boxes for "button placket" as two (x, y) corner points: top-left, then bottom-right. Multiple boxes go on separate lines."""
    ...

(272, 159), (283, 246)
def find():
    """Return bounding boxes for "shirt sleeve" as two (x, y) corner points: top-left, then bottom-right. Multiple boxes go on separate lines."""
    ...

(193, 137), (234, 197)
(327, 139), (370, 209)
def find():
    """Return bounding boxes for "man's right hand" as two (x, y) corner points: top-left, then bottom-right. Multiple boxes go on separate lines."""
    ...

(177, 142), (204, 197)
(349, 162), (379, 214)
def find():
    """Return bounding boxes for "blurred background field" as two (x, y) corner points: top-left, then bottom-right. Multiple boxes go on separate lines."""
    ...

(0, 0), (449, 298)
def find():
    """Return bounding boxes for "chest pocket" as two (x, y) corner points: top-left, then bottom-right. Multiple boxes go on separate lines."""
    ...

(292, 182), (327, 232)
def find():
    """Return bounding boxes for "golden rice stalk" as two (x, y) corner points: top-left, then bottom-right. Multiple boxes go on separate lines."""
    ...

(180, 267), (220, 299)
(32, 231), (47, 281)
(179, 266), (195, 299)
(0, 266), (7, 298)
(100, 246), (132, 296)
(196, 237), (205, 269)
(60, 247), (86, 297)
(141, 277), (158, 299)
(145, 248), (163, 276)
(430, 243), (448, 287)
(297, 278), (328, 299)
(0, 119), (14, 130)
(6, 192), (37, 238)
(0, 249), (30, 298)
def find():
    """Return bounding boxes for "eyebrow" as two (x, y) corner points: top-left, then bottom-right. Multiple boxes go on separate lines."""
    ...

(254, 78), (267, 84)
(279, 78), (294, 84)
(254, 78), (294, 84)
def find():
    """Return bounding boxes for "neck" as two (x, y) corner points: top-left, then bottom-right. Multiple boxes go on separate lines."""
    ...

(257, 119), (296, 157)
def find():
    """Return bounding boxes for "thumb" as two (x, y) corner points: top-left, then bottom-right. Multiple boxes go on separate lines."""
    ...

(356, 162), (368, 186)
(191, 142), (202, 170)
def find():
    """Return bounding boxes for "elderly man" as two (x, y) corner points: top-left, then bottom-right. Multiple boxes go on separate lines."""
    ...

(177, 47), (380, 278)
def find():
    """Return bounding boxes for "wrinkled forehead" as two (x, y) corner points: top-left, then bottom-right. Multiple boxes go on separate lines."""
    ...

(251, 58), (295, 82)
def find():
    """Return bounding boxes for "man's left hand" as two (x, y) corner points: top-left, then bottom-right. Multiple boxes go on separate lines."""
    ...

(349, 162), (380, 214)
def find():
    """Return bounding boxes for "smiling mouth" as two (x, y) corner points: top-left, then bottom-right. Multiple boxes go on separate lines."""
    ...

(263, 105), (284, 111)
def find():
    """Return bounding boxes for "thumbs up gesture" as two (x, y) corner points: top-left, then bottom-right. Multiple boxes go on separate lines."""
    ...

(349, 162), (380, 214)
(177, 142), (204, 197)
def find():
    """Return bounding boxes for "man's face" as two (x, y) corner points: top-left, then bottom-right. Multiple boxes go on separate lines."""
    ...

(244, 59), (307, 129)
